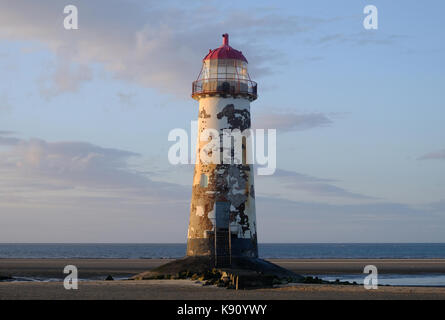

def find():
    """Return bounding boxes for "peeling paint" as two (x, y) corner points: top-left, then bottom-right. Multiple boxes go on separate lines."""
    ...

(199, 107), (211, 119)
(217, 104), (251, 131)
(196, 206), (205, 217)
(187, 97), (258, 258)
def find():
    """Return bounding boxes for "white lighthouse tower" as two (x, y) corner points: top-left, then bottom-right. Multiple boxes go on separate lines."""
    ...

(187, 34), (258, 266)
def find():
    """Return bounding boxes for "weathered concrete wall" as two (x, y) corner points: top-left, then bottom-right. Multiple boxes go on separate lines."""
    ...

(187, 96), (258, 258)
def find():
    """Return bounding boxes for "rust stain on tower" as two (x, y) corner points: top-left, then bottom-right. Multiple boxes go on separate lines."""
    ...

(187, 34), (258, 266)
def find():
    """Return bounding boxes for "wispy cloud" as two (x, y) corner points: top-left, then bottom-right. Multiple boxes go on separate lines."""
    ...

(0, 0), (323, 97)
(256, 197), (445, 242)
(38, 58), (92, 98)
(0, 132), (442, 242)
(0, 130), (21, 146)
(117, 92), (136, 108)
(418, 149), (445, 160)
(0, 131), (188, 201)
(254, 112), (332, 132)
(0, 0), (356, 99)
(257, 168), (375, 201)
(0, 92), (12, 114)
(309, 32), (409, 47)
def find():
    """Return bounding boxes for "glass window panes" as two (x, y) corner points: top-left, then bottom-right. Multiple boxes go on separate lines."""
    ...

(198, 59), (250, 81)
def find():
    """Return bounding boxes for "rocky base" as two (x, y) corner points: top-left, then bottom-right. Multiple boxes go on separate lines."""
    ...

(131, 256), (305, 289)
(0, 275), (14, 282)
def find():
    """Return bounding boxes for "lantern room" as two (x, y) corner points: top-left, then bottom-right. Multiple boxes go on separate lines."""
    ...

(192, 34), (257, 101)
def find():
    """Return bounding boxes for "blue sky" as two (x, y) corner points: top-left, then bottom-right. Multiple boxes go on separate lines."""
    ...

(0, 0), (444, 242)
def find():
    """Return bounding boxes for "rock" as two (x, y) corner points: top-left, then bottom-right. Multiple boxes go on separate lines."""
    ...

(131, 256), (304, 288)
(0, 275), (14, 281)
(105, 275), (114, 281)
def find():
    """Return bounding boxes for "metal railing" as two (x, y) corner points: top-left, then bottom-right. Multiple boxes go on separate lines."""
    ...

(192, 78), (257, 100)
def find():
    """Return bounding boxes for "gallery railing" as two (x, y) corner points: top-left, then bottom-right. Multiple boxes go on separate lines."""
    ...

(192, 78), (258, 100)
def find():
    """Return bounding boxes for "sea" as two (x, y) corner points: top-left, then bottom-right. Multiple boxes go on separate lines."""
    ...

(1, 243), (445, 259)
(1, 243), (445, 286)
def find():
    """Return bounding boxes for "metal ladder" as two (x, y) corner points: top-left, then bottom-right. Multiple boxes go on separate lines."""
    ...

(214, 225), (231, 267)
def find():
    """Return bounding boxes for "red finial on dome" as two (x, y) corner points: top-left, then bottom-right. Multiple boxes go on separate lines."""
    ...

(222, 33), (229, 46)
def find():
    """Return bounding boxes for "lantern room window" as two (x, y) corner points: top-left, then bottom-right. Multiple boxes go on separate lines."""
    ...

(198, 59), (249, 82)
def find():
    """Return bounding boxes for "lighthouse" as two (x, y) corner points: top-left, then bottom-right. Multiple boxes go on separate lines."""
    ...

(134, 34), (301, 284)
(187, 34), (258, 266)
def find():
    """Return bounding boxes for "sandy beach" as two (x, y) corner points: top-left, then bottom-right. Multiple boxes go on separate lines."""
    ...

(2, 279), (445, 300)
(1, 258), (445, 299)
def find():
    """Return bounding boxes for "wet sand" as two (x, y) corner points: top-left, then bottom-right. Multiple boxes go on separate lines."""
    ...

(1, 279), (445, 300)
(1, 258), (445, 279)
(1, 259), (445, 299)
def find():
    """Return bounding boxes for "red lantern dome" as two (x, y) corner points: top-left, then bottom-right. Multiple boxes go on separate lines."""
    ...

(203, 34), (248, 63)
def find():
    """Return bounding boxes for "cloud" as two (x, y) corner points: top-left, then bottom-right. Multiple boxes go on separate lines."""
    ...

(308, 32), (409, 47)
(254, 112), (332, 132)
(38, 58), (93, 97)
(0, 132), (189, 201)
(427, 200), (445, 212)
(0, 131), (193, 242)
(0, 130), (21, 146)
(0, 92), (12, 114)
(256, 197), (445, 243)
(0, 132), (443, 242)
(418, 149), (445, 160)
(117, 92), (136, 108)
(257, 169), (375, 201)
(0, 0), (333, 97)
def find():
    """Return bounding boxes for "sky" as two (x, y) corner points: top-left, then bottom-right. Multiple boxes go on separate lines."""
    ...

(0, 0), (444, 243)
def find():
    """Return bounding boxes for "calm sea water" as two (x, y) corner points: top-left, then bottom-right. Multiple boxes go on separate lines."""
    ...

(1, 243), (445, 259)
(314, 274), (445, 287)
